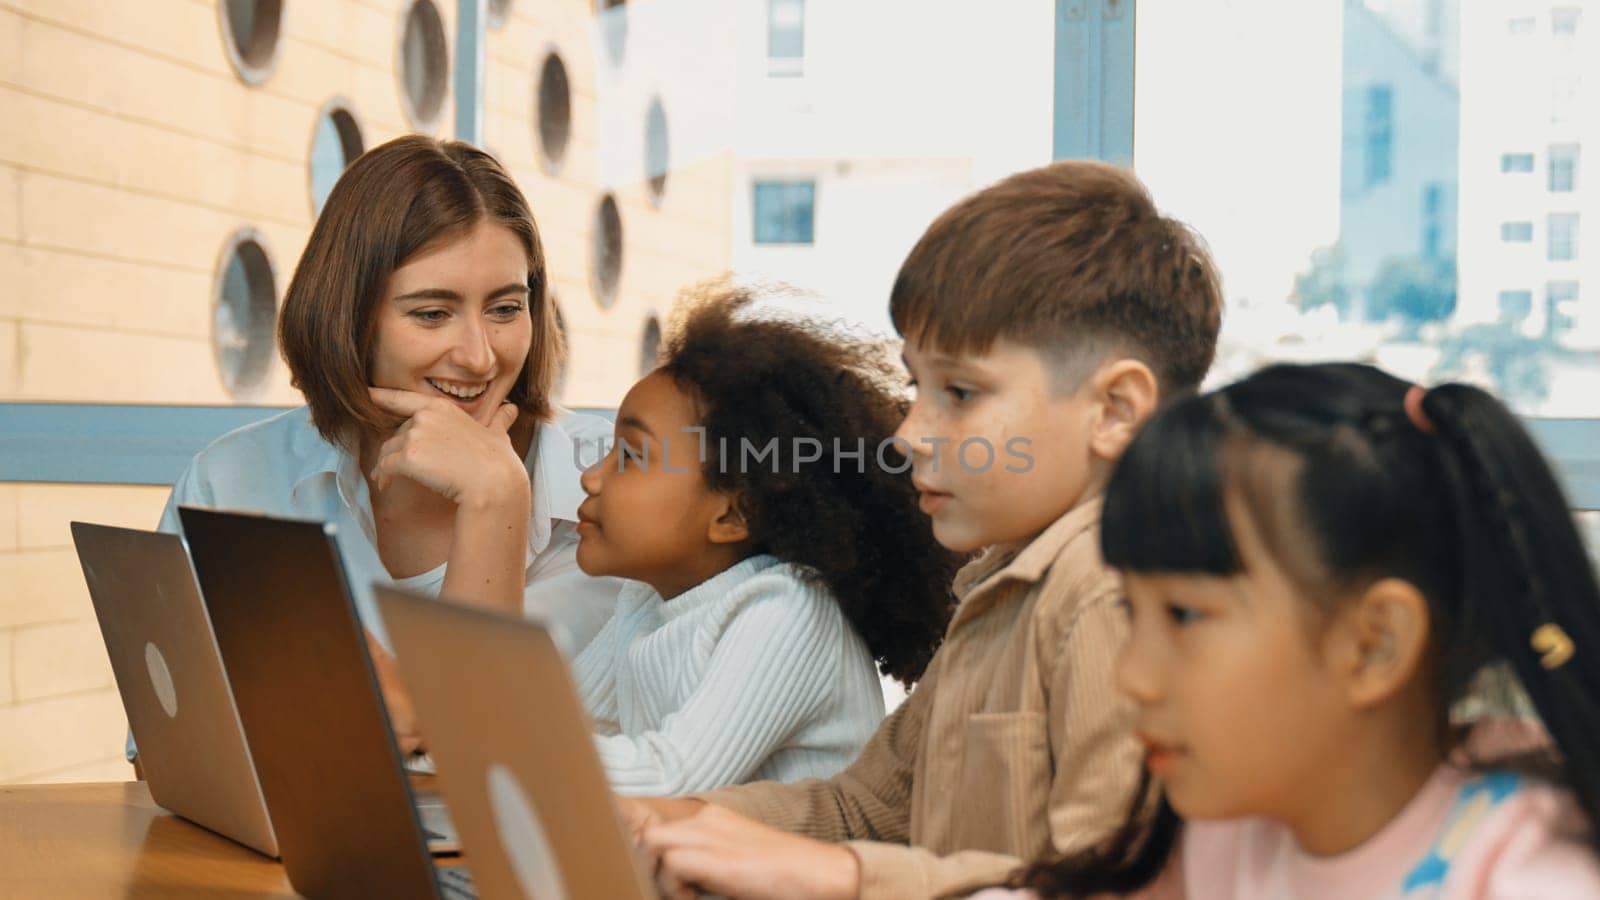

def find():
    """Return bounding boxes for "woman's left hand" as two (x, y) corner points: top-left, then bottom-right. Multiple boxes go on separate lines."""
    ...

(640, 804), (860, 900)
(367, 387), (528, 507)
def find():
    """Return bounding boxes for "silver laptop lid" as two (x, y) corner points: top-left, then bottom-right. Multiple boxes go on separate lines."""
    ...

(179, 506), (446, 900)
(377, 585), (653, 900)
(69, 521), (279, 857)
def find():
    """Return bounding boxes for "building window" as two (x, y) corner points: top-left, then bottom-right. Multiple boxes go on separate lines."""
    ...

(1508, 16), (1536, 35)
(639, 316), (661, 376)
(596, 0), (627, 66)
(488, 0), (512, 29)
(1547, 281), (1579, 338)
(213, 231), (277, 401)
(767, 0), (805, 76)
(1421, 182), (1445, 260)
(552, 299), (570, 397)
(219, 0), (284, 85)
(1498, 290), (1533, 323)
(1549, 143), (1579, 192)
(1552, 7), (1582, 37)
(591, 194), (624, 310)
(398, 0), (449, 130)
(308, 102), (364, 216)
(1501, 152), (1535, 173)
(753, 181), (816, 244)
(536, 52), (572, 172)
(645, 95), (669, 206)
(1501, 221), (1534, 243)
(1364, 84), (1394, 188)
(1548, 213), (1579, 261)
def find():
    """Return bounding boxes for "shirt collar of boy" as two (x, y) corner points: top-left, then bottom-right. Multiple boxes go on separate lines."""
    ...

(952, 496), (1104, 608)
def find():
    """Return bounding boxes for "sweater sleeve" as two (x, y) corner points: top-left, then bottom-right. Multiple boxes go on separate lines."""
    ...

(693, 647), (935, 844)
(595, 586), (853, 796)
(572, 595), (651, 737)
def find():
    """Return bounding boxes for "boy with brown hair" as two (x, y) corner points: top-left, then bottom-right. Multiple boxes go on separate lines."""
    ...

(626, 160), (1223, 900)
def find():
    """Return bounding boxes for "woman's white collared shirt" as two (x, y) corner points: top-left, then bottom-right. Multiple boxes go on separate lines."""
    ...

(157, 405), (621, 651)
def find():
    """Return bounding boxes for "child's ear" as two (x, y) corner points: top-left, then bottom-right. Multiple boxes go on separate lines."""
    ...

(707, 492), (751, 545)
(1327, 578), (1431, 709)
(1089, 359), (1160, 461)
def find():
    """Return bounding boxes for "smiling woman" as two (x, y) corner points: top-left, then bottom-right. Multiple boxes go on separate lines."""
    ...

(141, 136), (622, 760)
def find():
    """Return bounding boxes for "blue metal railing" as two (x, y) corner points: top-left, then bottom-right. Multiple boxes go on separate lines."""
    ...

(1, 403), (1595, 511)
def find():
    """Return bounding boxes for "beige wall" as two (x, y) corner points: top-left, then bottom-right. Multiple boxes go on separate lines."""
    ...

(0, 0), (731, 783)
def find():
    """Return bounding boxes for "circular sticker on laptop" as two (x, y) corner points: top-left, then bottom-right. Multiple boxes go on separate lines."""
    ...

(486, 762), (569, 900)
(144, 641), (179, 719)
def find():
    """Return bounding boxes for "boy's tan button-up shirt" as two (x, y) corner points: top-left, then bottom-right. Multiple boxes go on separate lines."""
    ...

(697, 499), (1142, 899)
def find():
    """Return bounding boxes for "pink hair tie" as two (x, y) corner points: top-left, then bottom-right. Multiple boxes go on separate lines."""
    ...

(1404, 385), (1436, 435)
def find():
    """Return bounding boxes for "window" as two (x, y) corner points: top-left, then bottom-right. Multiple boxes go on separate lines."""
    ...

(398, 0), (449, 130)
(767, 0), (805, 76)
(1552, 7), (1582, 37)
(645, 95), (669, 205)
(1501, 221), (1534, 242)
(1549, 143), (1579, 192)
(753, 181), (816, 244)
(536, 53), (572, 171)
(213, 231), (277, 401)
(1421, 183), (1446, 259)
(639, 316), (661, 376)
(219, 0), (283, 84)
(1501, 153), (1535, 173)
(1364, 84), (1394, 187)
(308, 103), (364, 216)
(1548, 213), (1579, 261)
(591, 195), (624, 309)
(552, 299), (570, 397)
(1498, 290), (1533, 323)
(1547, 281), (1579, 338)
(596, 0), (628, 66)
(487, 0), (512, 29)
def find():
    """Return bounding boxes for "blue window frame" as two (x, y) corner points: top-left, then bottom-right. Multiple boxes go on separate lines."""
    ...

(752, 180), (815, 245)
(1501, 221), (1534, 242)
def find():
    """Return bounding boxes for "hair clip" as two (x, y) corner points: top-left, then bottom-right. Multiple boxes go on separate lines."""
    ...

(1403, 385), (1436, 435)
(1531, 623), (1574, 670)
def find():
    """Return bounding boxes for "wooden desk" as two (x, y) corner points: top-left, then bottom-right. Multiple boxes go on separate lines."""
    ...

(0, 781), (296, 899)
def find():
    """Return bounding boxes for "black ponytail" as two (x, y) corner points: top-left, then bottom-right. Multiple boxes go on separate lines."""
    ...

(1010, 363), (1600, 896)
(1416, 384), (1600, 834)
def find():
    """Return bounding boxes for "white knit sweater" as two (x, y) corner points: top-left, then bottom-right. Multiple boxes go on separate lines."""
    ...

(571, 554), (886, 796)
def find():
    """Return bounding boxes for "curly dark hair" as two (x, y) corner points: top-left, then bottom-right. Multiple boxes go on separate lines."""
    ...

(656, 285), (963, 685)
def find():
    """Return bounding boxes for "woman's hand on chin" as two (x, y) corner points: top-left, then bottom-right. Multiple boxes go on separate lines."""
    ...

(366, 387), (531, 509)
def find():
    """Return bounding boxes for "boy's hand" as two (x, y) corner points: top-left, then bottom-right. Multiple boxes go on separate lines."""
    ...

(617, 795), (706, 845)
(641, 804), (860, 900)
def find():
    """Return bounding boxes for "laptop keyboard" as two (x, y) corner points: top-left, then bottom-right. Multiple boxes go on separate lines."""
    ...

(436, 865), (475, 899)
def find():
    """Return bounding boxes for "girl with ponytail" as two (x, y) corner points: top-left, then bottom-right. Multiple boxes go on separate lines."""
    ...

(974, 362), (1600, 898)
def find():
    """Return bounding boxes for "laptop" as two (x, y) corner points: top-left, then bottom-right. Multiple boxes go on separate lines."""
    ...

(69, 522), (280, 857)
(178, 506), (473, 900)
(376, 585), (655, 900)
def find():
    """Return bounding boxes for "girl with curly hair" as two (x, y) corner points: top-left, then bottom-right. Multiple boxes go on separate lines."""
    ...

(569, 286), (961, 796)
